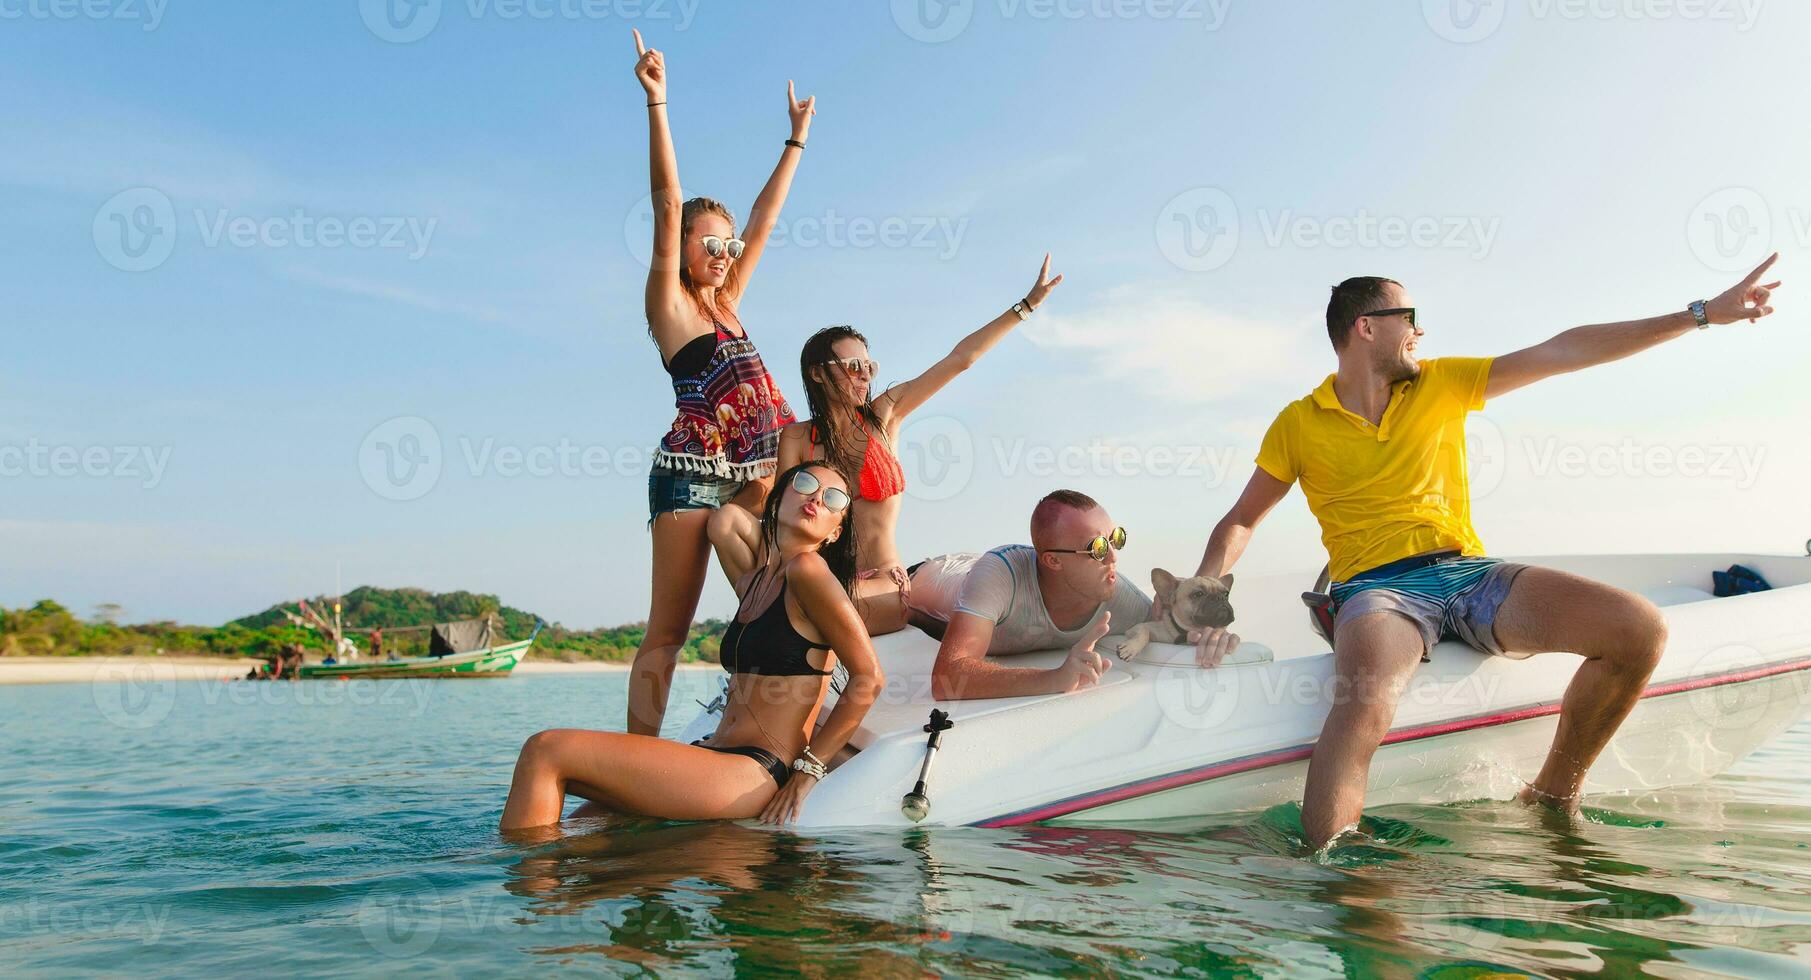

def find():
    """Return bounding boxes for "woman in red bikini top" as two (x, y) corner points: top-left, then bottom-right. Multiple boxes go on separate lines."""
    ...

(761, 254), (1067, 636)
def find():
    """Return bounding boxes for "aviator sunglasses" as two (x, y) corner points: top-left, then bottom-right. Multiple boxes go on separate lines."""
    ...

(700, 235), (746, 259)
(791, 469), (851, 513)
(1043, 526), (1129, 562)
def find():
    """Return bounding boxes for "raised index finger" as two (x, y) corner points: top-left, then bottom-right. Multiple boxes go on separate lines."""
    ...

(1743, 251), (1780, 286)
(633, 28), (647, 55)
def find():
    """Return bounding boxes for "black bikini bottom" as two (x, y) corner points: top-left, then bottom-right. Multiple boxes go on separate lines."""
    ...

(691, 740), (791, 787)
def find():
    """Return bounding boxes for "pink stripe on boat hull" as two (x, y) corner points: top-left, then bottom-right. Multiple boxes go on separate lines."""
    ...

(976, 655), (1811, 828)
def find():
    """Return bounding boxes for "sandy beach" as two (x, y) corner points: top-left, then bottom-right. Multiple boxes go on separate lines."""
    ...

(0, 656), (715, 685)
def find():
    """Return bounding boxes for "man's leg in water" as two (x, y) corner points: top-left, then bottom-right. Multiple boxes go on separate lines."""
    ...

(1491, 566), (1667, 808)
(1300, 610), (1426, 848)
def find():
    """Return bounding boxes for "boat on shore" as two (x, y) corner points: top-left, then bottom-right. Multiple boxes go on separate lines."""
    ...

(681, 551), (1811, 829)
(294, 618), (539, 680)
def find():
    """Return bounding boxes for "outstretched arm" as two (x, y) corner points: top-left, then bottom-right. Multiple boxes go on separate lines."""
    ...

(1187, 468), (1290, 667)
(723, 81), (816, 305)
(877, 255), (1064, 420)
(1195, 468), (1292, 580)
(636, 29), (688, 345)
(1487, 253), (1782, 399)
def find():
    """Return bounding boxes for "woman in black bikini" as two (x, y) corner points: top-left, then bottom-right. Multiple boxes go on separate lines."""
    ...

(629, 29), (813, 739)
(500, 463), (883, 830)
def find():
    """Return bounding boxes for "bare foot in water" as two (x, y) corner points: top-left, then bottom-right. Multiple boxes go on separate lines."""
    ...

(1516, 783), (1583, 813)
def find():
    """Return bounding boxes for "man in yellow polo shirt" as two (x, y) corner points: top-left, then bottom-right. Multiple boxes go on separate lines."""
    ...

(1187, 254), (1783, 848)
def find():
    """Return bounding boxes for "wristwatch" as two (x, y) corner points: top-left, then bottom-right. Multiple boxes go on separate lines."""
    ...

(1689, 299), (1709, 329)
(1011, 299), (1033, 322)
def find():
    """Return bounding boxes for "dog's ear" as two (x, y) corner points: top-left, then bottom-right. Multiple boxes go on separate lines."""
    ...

(1218, 573), (1234, 591)
(1151, 567), (1178, 596)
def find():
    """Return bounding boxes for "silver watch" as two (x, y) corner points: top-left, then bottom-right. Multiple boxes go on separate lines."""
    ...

(1689, 299), (1709, 329)
(1011, 300), (1032, 322)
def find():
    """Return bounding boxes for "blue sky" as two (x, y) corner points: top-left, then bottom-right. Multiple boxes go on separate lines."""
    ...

(4, 0), (1808, 628)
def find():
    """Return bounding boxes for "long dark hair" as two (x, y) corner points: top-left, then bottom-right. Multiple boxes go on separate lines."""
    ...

(759, 462), (859, 595)
(799, 325), (887, 487)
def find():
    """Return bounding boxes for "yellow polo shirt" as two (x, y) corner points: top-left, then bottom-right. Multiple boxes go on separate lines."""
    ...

(1255, 357), (1493, 582)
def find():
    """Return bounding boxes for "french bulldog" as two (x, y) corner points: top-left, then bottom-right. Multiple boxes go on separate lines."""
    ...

(1114, 568), (1234, 661)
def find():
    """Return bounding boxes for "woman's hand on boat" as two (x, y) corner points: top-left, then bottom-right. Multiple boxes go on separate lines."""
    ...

(1057, 614), (1113, 692)
(787, 80), (816, 141)
(1186, 627), (1241, 668)
(1706, 251), (1782, 325)
(632, 29), (666, 101)
(1024, 253), (1064, 311)
(759, 771), (818, 825)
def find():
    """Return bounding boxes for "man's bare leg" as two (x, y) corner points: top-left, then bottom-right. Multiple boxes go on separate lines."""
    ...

(1490, 567), (1667, 809)
(1300, 611), (1426, 848)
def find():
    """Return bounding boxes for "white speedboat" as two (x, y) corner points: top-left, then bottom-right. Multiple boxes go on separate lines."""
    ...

(681, 552), (1811, 829)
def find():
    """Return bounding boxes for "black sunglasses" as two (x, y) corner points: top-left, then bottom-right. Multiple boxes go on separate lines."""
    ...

(1042, 526), (1128, 562)
(1362, 307), (1417, 328)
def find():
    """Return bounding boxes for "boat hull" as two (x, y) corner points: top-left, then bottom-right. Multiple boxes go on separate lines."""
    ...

(761, 553), (1811, 829)
(296, 638), (532, 679)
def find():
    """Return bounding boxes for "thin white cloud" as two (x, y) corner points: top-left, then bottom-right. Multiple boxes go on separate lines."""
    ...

(1025, 285), (1316, 407)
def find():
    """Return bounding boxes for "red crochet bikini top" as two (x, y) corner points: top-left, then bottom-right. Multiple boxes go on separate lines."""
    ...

(810, 413), (905, 502)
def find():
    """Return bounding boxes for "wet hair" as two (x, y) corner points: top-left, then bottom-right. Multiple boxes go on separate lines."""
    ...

(1030, 489), (1102, 547)
(1326, 276), (1401, 351)
(798, 325), (886, 488)
(760, 462), (859, 595)
(676, 196), (738, 323)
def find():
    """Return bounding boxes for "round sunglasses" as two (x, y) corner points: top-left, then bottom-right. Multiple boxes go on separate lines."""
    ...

(700, 235), (746, 259)
(1043, 526), (1128, 562)
(791, 469), (850, 513)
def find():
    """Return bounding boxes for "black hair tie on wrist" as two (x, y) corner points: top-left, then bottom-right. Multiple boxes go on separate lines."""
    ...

(785, 139), (806, 149)
(647, 101), (666, 107)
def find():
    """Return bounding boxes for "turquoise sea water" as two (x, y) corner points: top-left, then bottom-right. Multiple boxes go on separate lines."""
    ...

(3, 671), (1809, 977)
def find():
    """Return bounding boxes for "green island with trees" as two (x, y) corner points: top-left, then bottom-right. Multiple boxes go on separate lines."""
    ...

(0, 587), (725, 664)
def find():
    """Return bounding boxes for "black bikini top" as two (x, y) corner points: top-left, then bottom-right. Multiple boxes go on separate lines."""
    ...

(721, 567), (833, 677)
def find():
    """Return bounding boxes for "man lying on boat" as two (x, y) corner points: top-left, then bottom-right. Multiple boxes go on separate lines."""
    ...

(906, 489), (1191, 699)
(1184, 254), (1783, 848)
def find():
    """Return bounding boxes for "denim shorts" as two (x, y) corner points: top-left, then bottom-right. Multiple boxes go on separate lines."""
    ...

(1330, 554), (1530, 659)
(647, 466), (745, 523)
